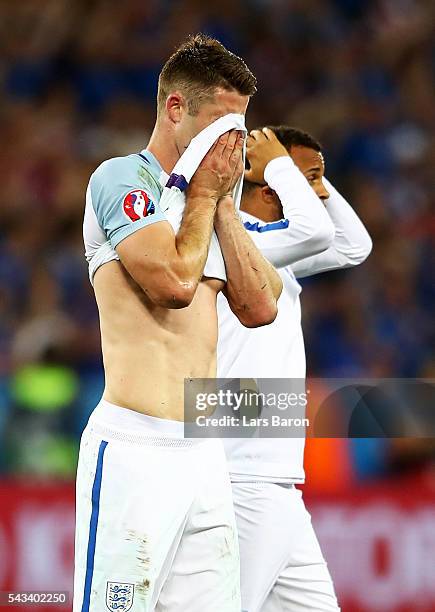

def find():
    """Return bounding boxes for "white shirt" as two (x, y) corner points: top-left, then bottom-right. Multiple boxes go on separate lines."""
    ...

(217, 156), (373, 483)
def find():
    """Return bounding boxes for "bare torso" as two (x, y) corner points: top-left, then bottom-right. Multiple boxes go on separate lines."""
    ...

(93, 261), (223, 420)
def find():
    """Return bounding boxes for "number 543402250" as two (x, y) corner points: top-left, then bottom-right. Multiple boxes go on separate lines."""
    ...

(0, 591), (69, 606)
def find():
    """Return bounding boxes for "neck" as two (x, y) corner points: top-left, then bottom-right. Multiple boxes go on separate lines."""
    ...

(147, 119), (180, 175)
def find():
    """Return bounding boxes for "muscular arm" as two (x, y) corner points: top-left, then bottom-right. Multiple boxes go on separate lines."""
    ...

(214, 197), (282, 327)
(116, 194), (217, 308)
(291, 178), (373, 278)
(116, 132), (243, 308)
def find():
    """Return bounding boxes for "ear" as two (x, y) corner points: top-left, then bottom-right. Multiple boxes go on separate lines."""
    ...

(260, 185), (278, 204)
(165, 92), (184, 124)
(260, 185), (283, 218)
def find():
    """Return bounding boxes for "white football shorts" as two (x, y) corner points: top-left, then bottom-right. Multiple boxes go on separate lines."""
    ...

(232, 481), (340, 612)
(73, 400), (240, 612)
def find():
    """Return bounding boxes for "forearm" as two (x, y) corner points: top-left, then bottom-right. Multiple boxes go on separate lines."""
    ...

(322, 178), (373, 261)
(172, 192), (217, 286)
(215, 200), (282, 327)
(292, 179), (372, 278)
(170, 128), (244, 287)
(247, 158), (335, 268)
(115, 129), (245, 308)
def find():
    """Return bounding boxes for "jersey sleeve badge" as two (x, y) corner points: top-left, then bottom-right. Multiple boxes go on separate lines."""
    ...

(123, 189), (156, 222)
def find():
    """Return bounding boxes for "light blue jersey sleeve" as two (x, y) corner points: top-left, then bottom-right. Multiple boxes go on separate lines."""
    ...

(89, 154), (167, 249)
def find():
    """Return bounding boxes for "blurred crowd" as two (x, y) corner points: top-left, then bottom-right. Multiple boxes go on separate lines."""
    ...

(0, 0), (434, 481)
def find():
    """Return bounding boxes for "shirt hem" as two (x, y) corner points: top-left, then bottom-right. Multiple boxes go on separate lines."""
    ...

(110, 213), (166, 249)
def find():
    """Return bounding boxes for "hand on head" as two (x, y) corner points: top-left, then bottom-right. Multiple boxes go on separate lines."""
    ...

(244, 127), (289, 185)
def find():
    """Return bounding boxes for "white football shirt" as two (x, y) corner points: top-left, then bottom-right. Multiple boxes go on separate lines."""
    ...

(218, 156), (373, 482)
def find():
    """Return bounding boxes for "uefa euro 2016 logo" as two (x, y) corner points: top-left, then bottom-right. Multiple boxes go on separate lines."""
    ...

(123, 189), (156, 222)
(105, 582), (135, 611)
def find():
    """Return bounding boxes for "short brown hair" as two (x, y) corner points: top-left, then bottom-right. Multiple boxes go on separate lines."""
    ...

(158, 34), (257, 115)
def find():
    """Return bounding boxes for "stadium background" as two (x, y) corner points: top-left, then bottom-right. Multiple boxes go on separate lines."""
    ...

(0, 0), (434, 610)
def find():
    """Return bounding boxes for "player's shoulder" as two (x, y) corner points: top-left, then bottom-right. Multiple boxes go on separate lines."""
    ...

(91, 154), (142, 185)
(90, 152), (162, 196)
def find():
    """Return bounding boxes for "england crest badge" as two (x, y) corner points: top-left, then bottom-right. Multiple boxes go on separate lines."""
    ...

(106, 582), (135, 611)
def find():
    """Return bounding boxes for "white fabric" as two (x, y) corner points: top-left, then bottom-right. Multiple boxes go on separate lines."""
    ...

(159, 113), (247, 281)
(240, 160), (372, 275)
(218, 156), (331, 483)
(232, 482), (340, 612)
(83, 114), (247, 284)
(83, 185), (119, 283)
(218, 160), (372, 483)
(217, 165), (369, 612)
(73, 401), (240, 612)
(172, 113), (246, 184)
(83, 152), (168, 285)
(218, 265), (306, 483)
(292, 177), (373, 277)
(253, 157), (336, 268)
(92, 399), (186, 436)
